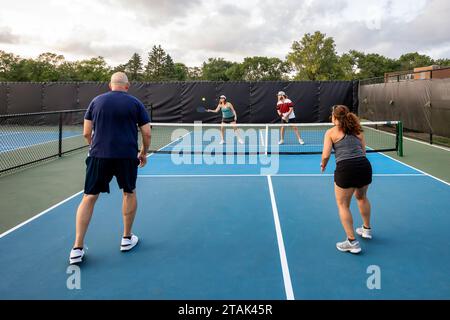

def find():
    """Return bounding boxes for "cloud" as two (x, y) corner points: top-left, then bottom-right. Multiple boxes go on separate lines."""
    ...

(327, 0), (450, 57)
(0, 0), (448, 66)
(0, 27), (20, 44)
(105, 0), (203, 26)
(56, 39), (141, 63)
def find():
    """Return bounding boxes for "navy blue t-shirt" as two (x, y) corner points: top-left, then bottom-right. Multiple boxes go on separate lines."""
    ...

(84, 91), (150, 159)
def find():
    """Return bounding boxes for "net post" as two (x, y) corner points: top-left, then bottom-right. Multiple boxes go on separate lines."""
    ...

(265, 124), (269, 155)
(397, 121), (403, 157)
(58, 112), (63, 157)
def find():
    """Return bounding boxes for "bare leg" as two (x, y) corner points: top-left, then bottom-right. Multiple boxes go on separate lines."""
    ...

(280, 126), (285, 141)
(220, 124), (225, 142)
(122, 191), (137, 237)
(293, 126), (302, 140)
(74, 194), (99, 248)
(231, 121), (243, 141)
(334, 184), (356, 239)
(354, 185), (371, 228)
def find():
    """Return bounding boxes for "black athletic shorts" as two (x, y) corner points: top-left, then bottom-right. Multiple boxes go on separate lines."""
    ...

(334, 156), (372, 189)
(222, 116), (235, 124)
(84, 157), (140, 195)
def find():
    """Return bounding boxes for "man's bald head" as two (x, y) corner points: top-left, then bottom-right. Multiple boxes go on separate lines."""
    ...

(110, 72), (129, 92)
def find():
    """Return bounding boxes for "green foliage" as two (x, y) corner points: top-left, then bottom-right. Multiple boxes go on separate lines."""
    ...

(0, 50), (24, 81)
(187, 66), (203, 80)
(144, 45), (176, 81)
(201, 58), (234, 81)
(125, 53), (144, 81)
(225, 63), (244, 81)
(348, 50), (400, 79)
(287, 31), (340, 80)
(173, 63), (189, 81)
(435, 58), (450, 67)
(240, 57), (289, 81)
(74, 57), (111, 81)
(398, 52), (433, 71)
(0, 37), (448, 82)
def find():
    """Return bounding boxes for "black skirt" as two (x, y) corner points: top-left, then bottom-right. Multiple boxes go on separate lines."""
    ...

(334, 156), (372, 189)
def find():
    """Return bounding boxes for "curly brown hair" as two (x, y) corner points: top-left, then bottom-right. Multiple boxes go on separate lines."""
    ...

(332, 105), (362, 135)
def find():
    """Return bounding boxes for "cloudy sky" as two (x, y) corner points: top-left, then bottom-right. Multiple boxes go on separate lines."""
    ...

(0, 0), (449, 67)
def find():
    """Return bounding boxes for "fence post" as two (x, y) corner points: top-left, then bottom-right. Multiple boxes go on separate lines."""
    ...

(58, 112), (63, 157)
(397, 121), (403, 157)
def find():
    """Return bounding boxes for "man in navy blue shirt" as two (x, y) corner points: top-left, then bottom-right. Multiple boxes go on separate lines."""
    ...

(69, 72), (151, 265)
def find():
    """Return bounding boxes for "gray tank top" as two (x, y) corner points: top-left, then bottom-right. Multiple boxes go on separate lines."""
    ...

(333, 134), (365, 163)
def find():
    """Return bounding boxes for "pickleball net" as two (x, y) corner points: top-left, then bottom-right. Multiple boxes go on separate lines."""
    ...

(148, 121), (403, 155)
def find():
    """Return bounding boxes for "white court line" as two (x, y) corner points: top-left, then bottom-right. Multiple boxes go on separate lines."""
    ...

(267, 175), (295, 300)
(138, 173), (425, 178)
(0, 191), (84, 239)
(378, 152), (450, 186)
(363, 124), (450, 152)
(402, 136), (450, 152)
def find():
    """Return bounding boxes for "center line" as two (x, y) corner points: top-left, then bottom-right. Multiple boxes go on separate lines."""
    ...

(267, 175), (295, 300)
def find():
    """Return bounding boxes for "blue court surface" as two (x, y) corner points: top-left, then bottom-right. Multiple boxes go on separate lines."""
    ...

(0, 150), (449, 299)
(0, 130), (82, 153)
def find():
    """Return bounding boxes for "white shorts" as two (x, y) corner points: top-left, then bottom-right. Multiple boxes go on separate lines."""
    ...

(282, 111), (296, 120)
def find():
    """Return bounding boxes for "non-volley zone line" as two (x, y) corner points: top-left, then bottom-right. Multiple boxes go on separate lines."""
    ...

(138, 173), (425, 178)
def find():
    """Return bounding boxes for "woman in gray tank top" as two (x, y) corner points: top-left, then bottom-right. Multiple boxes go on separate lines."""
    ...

(320, 105), (373, 254)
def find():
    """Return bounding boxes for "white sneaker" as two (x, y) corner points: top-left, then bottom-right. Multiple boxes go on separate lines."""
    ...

(238, 138), (244, 144)
(121, 234), (139, 252)
(336, 239), (361, 254)
(356, 226), (372, 239)
(298, 138), (305, 145)
(278, 140), (284, 145)
(219, 140), (225, 144)
(69, 248), (85, 264)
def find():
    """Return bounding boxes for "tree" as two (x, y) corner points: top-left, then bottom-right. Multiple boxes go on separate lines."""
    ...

(349, 50), (400, 79)
(287, 31), (340, 80)
(240, 56), (289, 81)
(188, 66), (203, 80)
(74, 57), (110, 81)
(202, 58), (234, 81)
(225, 63), (244, 81)
(112, 64), (128, 73)
(435, 58), (450, 67)
(0, 50), (23, 81)
(58, 61), (80, 81)
(163, 54), (177, 80)
(173, 63), (188, 81)
(145, 45), (176, 81)
(336, 52), (358, 80)
(29, 52), (65, 81)
(125, 53), (143, 81)
(398, 52), (433, 71)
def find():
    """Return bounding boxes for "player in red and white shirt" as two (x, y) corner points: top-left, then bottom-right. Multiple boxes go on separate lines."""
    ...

(276, 91), (304, 145)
